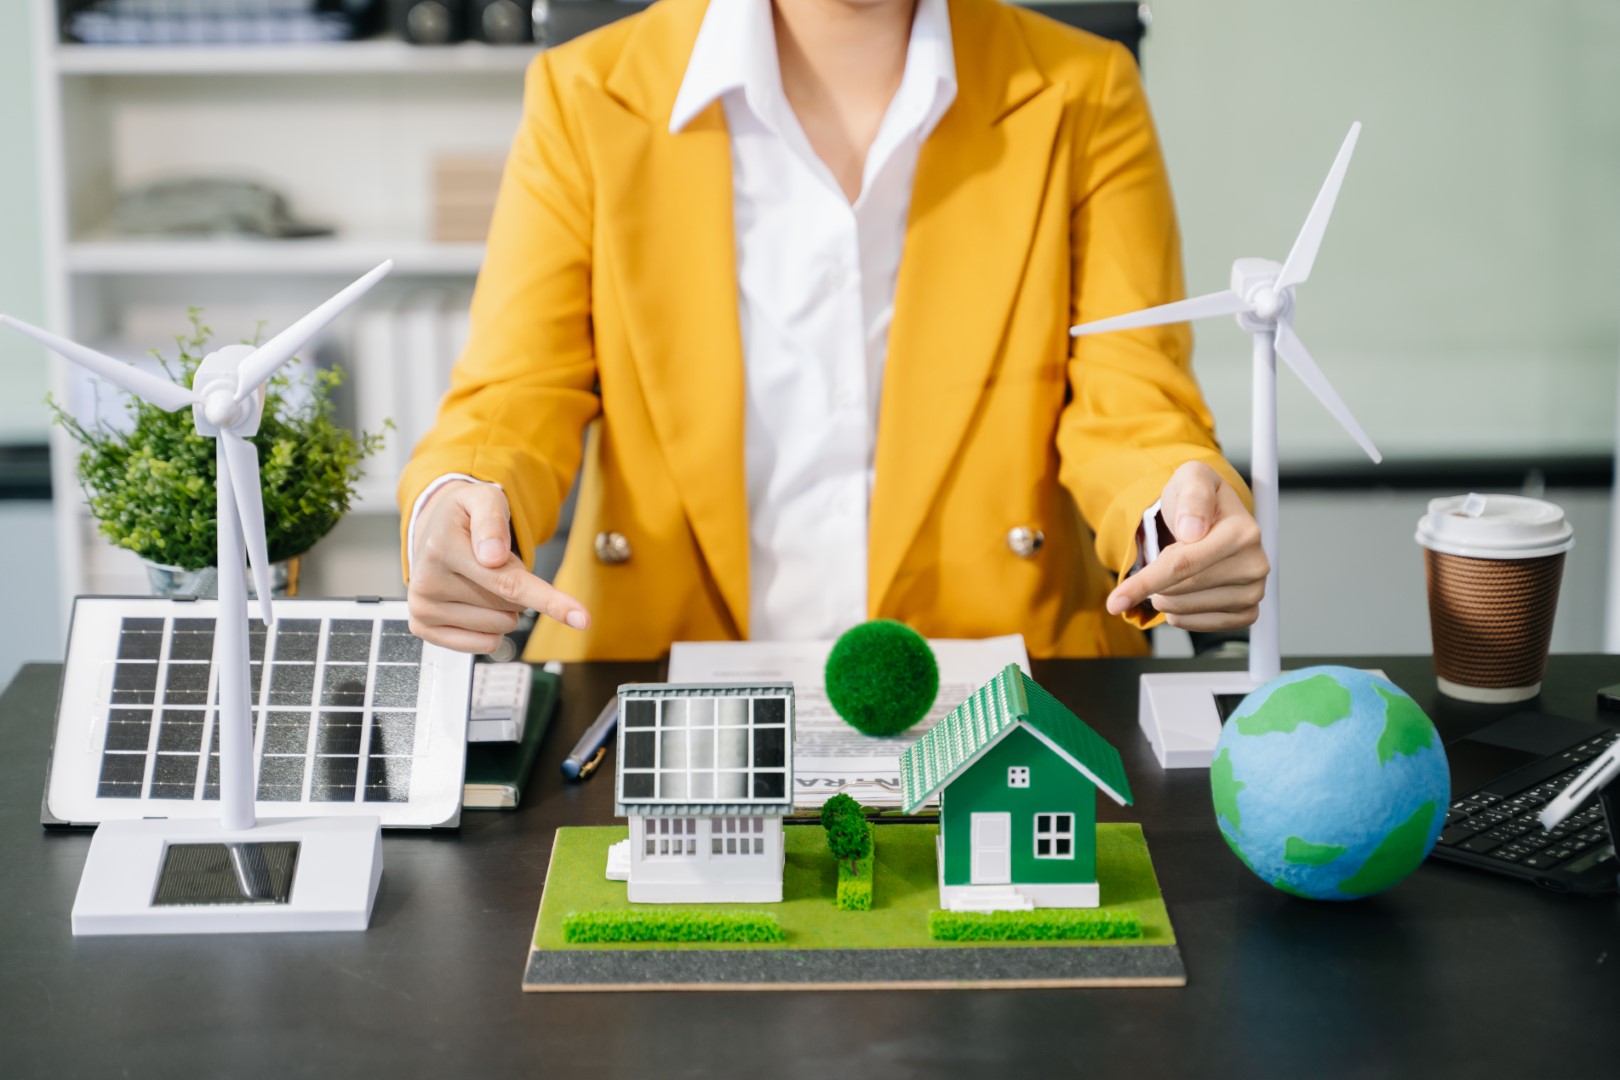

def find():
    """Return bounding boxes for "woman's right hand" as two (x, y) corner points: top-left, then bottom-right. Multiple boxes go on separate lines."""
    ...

(406, 480), (591, 653)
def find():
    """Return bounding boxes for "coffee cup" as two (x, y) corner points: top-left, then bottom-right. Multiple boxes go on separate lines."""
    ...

(1415, 493), (1573, 703)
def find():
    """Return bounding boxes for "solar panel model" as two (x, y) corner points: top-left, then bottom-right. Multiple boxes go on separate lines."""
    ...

(48, 597), (474, 830)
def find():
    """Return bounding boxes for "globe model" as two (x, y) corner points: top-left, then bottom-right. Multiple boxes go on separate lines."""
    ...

(1211, 666), (1449, 900)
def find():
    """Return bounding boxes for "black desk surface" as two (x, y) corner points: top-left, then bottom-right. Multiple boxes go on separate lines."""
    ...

(4, 655), (1619, 1079)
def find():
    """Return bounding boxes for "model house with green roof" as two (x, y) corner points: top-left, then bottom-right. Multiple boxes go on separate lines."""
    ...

(898, 664), (1134, 911)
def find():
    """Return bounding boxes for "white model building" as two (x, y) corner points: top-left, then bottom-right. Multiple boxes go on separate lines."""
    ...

(605, 682), (796, 903)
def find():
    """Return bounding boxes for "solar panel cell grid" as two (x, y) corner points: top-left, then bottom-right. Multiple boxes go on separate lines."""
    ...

(94, 613), (431, 810)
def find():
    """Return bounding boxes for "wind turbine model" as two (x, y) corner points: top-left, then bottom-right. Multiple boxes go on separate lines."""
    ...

(2, 262), (393, 933)
(1070, 123), (1380, 770)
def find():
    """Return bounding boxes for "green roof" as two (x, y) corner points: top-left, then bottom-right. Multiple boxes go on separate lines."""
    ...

(897, 664), (1133, 814)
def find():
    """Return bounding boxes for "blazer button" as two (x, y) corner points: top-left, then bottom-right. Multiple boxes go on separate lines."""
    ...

(1006, 526), (1045, 558)
(594, 531), (632, 565)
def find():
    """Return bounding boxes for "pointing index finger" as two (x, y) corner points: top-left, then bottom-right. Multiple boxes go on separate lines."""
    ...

(462, 554), (591, 631)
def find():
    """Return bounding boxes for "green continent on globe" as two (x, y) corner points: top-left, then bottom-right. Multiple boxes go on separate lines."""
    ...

(1211, 748), (1245, 829)
(1271, 878), (1316, 899)
(1337, 801), (1441, 897)
(824, 620), (940, 737)
(1234, 674), (1353, 737)
(1284, 836), (1347, 866)
(1373, 686), (1435, 765)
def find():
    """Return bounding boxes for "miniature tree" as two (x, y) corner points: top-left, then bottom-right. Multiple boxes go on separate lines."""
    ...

(821, 795), (872, 876)
(824, 620), (939, 736)
(819, 792), (861, 832)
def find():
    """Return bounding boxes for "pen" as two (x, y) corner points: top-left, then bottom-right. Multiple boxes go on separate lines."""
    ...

(562, 696), (618, 780)
(1540, 738), (1620, 830)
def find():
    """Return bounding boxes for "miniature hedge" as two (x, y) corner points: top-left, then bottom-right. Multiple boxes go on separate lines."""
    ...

(562, 910), (784, 944)
(836, 852), (874, 911)
(927, 909), (1143, 942)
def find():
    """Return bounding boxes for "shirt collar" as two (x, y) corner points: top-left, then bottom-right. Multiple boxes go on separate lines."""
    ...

(669, 0), (957, 138)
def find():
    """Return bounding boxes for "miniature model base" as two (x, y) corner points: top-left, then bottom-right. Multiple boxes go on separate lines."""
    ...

(71, 815), (382, 936)
(1138, 671), (1261, 769)
(525, 823), (1184, 991)
(934, 837), (1099, 911)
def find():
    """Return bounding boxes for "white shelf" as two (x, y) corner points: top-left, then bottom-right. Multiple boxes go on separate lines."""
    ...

(66, 237), (485, 276)
(54, 39), (537, 77)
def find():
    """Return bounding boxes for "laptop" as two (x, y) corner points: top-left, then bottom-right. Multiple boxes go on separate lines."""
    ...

(1431, 710), (1619, 894)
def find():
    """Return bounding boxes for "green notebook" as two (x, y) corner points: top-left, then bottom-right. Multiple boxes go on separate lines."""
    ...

(464, 666), (561, 810)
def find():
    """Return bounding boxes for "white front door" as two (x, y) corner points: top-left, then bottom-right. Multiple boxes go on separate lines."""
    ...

(970, 812), (1012, 884)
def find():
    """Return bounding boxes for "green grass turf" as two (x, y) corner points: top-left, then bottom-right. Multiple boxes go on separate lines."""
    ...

(533, 823), (1175, 952)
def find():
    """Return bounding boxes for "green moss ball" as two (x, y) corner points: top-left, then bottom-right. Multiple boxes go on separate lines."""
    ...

(824, 620), (940, 737)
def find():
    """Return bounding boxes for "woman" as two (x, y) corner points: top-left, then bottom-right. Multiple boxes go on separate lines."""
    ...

(400, 0), (1267, 659)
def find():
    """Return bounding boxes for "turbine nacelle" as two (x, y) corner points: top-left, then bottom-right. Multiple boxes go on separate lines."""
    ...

(194, 345), (265, 436)
(1231, 258), (1291, 331)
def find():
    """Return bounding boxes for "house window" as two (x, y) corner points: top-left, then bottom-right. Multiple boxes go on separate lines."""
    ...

(644, 817), (698, 857)
(1007, 766), (1030, 788)
(1034, 813), (1074, 859)
(712, 816), (766, 856)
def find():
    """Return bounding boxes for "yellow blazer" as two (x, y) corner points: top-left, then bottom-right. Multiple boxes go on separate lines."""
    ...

(398, 0), (1248, 661)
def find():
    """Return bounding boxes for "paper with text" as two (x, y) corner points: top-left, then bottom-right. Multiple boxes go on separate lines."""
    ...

(667, 636), (1031, 810)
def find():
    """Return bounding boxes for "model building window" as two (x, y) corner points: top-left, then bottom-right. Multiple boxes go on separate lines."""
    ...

(1034, 813), (1074, 859)
(1007, 766), (1030, 788)
(712, 816), (766, 856)
(645, 817), (698, 857)
(619, 694), (789, 802)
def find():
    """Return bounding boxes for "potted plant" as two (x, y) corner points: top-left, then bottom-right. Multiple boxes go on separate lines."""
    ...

(49, 310), (388, 597)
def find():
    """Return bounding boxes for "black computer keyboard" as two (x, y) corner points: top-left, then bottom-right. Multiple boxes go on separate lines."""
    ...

(1435, 733), (1619, 873)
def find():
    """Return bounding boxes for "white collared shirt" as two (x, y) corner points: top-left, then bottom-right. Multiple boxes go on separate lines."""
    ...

(671, 0), (956, 640)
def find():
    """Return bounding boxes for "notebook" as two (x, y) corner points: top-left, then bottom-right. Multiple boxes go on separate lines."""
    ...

(463, 666), (561, 810)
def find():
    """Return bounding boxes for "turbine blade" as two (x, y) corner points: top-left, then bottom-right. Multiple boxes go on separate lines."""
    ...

(1070, 290), (1248, 337)
(1274, 319), (1381, 463)
(233, 261), (393, 400)
(1276, 122), (1361, 290)
(0, 315), (193, 412)
(220, 429), (276, 625)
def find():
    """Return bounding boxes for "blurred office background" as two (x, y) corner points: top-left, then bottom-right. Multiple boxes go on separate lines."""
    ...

(0, 0), (1616, 687)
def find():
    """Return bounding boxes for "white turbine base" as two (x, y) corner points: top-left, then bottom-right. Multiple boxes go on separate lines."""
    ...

(1139, 667), (1393, 770)
(1138, 671), (1261, 769)
(71, 816), (382, 936)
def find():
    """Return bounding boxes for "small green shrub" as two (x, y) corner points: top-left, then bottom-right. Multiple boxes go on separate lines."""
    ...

(48, 310), (387, 569)
(823, 620), (939, 735)
(928, 908), (1143, 942)
(562, 910), (784, 944)
(836, 853), (874, 911)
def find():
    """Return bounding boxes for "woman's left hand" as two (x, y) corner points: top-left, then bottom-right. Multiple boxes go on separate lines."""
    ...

(1106, 461), (1270, 631)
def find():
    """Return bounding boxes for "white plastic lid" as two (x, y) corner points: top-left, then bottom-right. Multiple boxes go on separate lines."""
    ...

(1415, 493), (1574, 560)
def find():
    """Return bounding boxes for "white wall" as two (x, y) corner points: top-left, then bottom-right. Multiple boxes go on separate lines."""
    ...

(1145, 0), (1620, 466)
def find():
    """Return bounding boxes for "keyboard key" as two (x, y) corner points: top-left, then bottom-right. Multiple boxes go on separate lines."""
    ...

(1523, 852), (1563, 869)
(1438, 824), (1484, 846)
(1461, 835), (1504, 855)
(1491, 850), (1524, 863)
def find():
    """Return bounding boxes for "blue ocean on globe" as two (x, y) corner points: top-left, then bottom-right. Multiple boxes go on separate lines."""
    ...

(1211, 665), (1450, 900)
